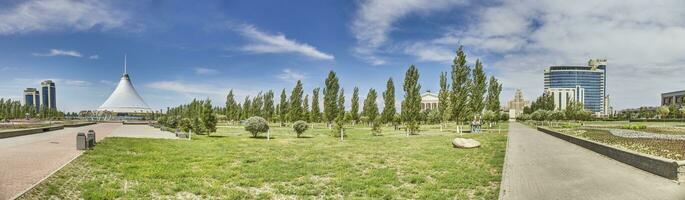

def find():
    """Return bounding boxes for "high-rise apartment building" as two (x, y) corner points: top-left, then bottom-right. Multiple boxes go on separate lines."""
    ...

(544, 59), (608, 115)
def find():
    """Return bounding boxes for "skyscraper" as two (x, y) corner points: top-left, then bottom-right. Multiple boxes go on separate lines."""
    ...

(23, 88), (40, 111)
(544, 59), (608, 115)
(41, 80), (56, 110)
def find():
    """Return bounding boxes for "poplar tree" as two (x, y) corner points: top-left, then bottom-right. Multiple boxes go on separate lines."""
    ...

(279, 89), (288, 124)
(263, 90), (275, 121)
(362, 88), (378, 124)
(225, 90), (238, 122)
(486, 76), (502, 112)
(438, 72), (451, 128)
(201, 99), (217, 135)
(334, 88), (346, 135)
(469, 59), (487, 115)
(324, 71), (339, 126)
(450, 46), (471, 123)
(337, 88), (346, 120)
(350, 87), (360, 124)
(402, 65), (421, 135)
(311, 88), (321, 123)
(242, 96), (252, 119)
(235, 103), (243, 120)
(251, 92), (263, 117)
(303, 94), (310, 122)
(289, 80), (304, 121)
(381, 78), (396, 124)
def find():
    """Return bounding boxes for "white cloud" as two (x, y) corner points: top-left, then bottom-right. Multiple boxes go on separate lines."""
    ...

(193, 67), (218, 75)
(403, 42), (454, 63)
(351, 0), (465, 65)
(99, 80), (115, 86)
(234, 24), (334, 60)
(32, 49), (83, 57)
(0, 0), (127, 34)
(88, 55), (99, 59)
(64, 80), (90, 86)
(276, 69), (306, 83)
(146, 81), (224, 95)
(13, 78), (90, 87)
(455, 0), (685, 109)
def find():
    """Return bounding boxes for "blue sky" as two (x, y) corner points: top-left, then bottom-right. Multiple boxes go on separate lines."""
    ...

(1, 0), (685, 112)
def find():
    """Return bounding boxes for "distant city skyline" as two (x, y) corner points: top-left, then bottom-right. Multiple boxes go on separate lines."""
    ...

(1, 0), (685, 112)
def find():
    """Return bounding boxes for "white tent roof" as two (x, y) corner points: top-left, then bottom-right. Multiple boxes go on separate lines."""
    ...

(98, 74), (152, 113)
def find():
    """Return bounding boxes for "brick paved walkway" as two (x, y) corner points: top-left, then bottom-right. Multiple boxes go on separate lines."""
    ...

(0, 123), (121, 200)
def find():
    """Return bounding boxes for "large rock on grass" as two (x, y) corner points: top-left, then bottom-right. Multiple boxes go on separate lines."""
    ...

(452, 138), (481, 148)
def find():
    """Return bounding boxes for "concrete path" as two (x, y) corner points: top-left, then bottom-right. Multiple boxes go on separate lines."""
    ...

(0, 123), (175, 200)
(108, 125), (178, 139)
(0, 123), (120, 200)
(499, 122), (685, 200)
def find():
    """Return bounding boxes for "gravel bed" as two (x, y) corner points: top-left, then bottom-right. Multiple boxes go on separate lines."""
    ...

(607, 129), (685, 140)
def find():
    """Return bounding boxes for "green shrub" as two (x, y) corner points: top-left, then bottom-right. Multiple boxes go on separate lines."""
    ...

(179, 118), (192, 133)
(293, 120), (308, 137)
(561, 124), (580, 129)
(245, 116), (269, 137)
(621, 124), (646, 130)
(166, 117), (178, 128)
(371, 118), (382, 136)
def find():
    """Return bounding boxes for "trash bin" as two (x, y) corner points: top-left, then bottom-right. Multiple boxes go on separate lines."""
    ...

(76, 132), (87, 150)
(87, 130), (96, 148)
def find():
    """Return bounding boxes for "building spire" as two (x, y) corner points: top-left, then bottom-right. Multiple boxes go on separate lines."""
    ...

(124, 54), (127, 75)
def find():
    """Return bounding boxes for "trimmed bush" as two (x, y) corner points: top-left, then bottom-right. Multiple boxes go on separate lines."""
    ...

(622, 124), (647, 130)
(245, 116), (269, 137)
(293, 120), (309, 137)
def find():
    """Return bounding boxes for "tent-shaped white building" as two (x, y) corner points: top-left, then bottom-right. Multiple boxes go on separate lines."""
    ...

(98, 56), (152, 113)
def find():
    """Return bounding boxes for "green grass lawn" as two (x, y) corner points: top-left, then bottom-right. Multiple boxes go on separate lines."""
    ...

(20, 123), (508, 199)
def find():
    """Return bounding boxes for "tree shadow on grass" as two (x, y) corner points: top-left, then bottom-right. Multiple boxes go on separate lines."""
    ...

(295, 135), (314, 139)
(208, 135), (228, 138)
(250, 136), (276, 139)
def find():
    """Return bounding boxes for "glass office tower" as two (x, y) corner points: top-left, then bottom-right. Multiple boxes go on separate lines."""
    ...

(544, 59), (607, 115)
(41, 80), (56, 110)
(23, 88), (40, 111)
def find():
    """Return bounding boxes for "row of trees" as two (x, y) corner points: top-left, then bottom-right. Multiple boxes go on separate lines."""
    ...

(157, 99), (217, 135)
(220, 46), (503, 135)
(519, 94), (593, 121)
(0, 98), (64, 120)
(656, 105), (685, 119)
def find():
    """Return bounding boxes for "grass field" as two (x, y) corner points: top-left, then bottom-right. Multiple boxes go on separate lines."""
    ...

(20, 123), (508, 199)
